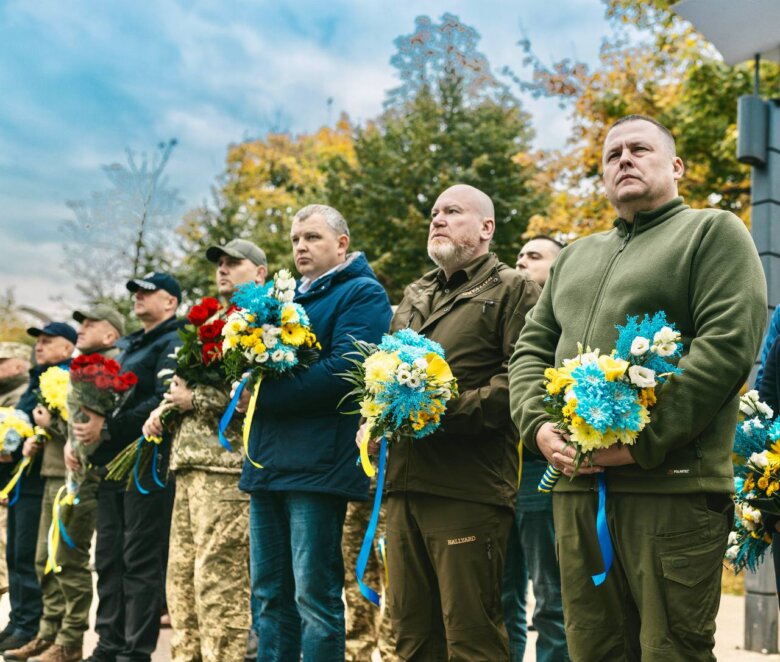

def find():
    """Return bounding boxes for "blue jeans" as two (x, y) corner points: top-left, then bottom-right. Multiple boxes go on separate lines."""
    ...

(502, 508), (569, 662)
(249, 491), (348, 662)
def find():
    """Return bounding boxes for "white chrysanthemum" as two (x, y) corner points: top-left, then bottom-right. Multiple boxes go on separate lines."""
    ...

(628, 365), (656, 388)
(725, 545), (740, 561)
(757, 401), (774, 419)
(630, 337), (650, 356)
(750, 451), (769, 469)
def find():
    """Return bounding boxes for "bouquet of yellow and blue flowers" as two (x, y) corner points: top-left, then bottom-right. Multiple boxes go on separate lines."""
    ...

(219, 269), (320, 466)
(539, 312), (683, 490)
(340, 328), (458, 607)
(342, 328), (458, 478)
(726, 390), (780, 573)
(0, 408), (34, 454)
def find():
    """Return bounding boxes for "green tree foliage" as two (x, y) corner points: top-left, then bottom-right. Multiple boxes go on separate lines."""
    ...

(328, 75), (543, 301)
(512, 0), (780, 239)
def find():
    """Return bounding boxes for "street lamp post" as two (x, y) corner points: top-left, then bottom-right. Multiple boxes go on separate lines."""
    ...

(673, 0), (780, 653)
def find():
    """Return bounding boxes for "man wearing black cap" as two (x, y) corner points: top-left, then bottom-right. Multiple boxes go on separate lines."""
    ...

(0, 324), (75, 656)
(6, 306), (125, 662)
(144, 240), (266, 662)
(69, 273), (181, 662)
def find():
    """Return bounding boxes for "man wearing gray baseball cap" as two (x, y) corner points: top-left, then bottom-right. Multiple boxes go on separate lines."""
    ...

(206, 239), (267, 299)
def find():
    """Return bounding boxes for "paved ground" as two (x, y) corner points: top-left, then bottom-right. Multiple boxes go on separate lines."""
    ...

(0, 582), (777, 660)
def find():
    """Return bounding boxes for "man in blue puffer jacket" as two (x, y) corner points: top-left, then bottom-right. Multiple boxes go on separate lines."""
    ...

(238, 204), (392, 661)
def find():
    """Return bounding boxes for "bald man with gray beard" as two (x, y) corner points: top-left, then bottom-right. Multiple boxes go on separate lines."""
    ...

(374, 185), (540, 660)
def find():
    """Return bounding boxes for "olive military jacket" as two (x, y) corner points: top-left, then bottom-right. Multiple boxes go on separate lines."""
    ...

(384, 253), (540, 509)
(509, 198), (767, 494)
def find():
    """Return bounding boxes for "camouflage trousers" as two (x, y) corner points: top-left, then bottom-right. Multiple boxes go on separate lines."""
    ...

(343, 498), (398, 662)
(167, 469), (251, 662)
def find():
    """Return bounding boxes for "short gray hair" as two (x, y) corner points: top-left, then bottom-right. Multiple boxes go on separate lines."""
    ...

(293, 204), (350, 237)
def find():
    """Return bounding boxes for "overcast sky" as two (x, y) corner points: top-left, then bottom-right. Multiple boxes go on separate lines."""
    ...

(0, 0), (612, 319)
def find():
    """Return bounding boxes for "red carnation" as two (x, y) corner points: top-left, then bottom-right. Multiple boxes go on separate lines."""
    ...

(187, 304), (210, 327)
(104, 359), (121, 375)
(201, 342), (220, 365)
(123, 372), (138, 387)
(202, 297), (221, 316)
(71, 355), (90, 369)
(83, 364), (99, 378)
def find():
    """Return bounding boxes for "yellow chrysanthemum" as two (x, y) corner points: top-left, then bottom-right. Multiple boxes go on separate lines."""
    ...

(281, 324), (307, 347)
(758, 475), (770, 490)
(281, 304), (300, 326)
(568, 419), (603, 452)
(562, 398), (578, 420)
(39, 367), (70, 421)
(638, 388), (657, 408)
(240, 335), (258, 348)
(360, 399), (384, 419)
(364, 351), (401, 393)
(768, 481), (780, 497)
(744, 473), (756, 493)
(545, 367), (574, 396)
(597, 354), (629, 381)
(0, 408), (34, 451)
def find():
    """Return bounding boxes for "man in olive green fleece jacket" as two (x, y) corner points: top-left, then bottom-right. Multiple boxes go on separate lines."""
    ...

(143, 239), (267, 662)
(376, 184), (539, 661)
(508, 115), (767, 662)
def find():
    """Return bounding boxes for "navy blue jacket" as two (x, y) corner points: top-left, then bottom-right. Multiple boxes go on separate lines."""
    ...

(239, 252), (392, 500)
(13, 359), (72, 496)
(93, 315), (181, 491)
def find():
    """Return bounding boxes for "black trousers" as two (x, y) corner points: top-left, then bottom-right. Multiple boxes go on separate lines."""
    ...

(94, 483), (171, 662)
(6, 493), (43, 638)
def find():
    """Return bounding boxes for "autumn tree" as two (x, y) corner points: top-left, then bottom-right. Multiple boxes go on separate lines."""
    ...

(175, 119), (355, 301)
(510, 0), (780, 239)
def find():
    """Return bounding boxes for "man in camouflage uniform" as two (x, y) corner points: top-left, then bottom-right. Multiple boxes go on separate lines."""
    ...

(0, 343), (32, 600)
(6, 308), (123, 662)
(144, 239), (267, 662)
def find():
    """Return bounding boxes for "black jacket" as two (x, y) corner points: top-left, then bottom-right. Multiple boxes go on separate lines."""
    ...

(92, 316), (181, 478)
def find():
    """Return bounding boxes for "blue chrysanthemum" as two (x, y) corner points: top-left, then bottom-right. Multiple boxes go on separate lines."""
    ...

(231, 282), (282, 325)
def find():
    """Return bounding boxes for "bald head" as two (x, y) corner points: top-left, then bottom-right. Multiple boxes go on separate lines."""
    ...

(428, 184), (496, 278)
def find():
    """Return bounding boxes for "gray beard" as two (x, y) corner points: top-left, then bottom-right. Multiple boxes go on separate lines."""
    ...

(427, 238), (478, 272)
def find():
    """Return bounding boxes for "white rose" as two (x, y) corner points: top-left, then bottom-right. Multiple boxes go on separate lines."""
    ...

(750, 451), (769, 469)
(257, 352), (269, 363)
(272, 349), (286, 363)
(630, 337), (650, 356)
(285, 351), (294, 363)
(725, 545), (740, 561)
(264, 334), (278, 349)
(757, 401), (775, 419)
(628, 365), (656, 389)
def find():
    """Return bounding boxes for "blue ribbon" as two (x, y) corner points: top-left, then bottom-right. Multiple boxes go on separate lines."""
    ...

(356, 436), (387, 607)
(132, 436), (166, 495)
(8, 478), (22, 507)
(218, 378), (246, 451)
(58, 508), (76, 549)
(591, 471), (614, 586)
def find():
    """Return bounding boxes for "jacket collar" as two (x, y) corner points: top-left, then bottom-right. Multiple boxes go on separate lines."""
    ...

(613, 197), (688, 237)
(118, 315), (180, 351)
(296, 252), (378, 300)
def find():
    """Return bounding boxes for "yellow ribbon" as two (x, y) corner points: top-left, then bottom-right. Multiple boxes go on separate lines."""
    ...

(243, 378), (264, 469)
(0, 457), (31, 500)
(359, 421), (376, 478)
(45, 484), (76, 574)
(517, 439), (523, 489)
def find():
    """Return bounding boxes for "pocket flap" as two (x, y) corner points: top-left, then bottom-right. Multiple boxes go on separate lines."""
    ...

(659, 533), (725, 588)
